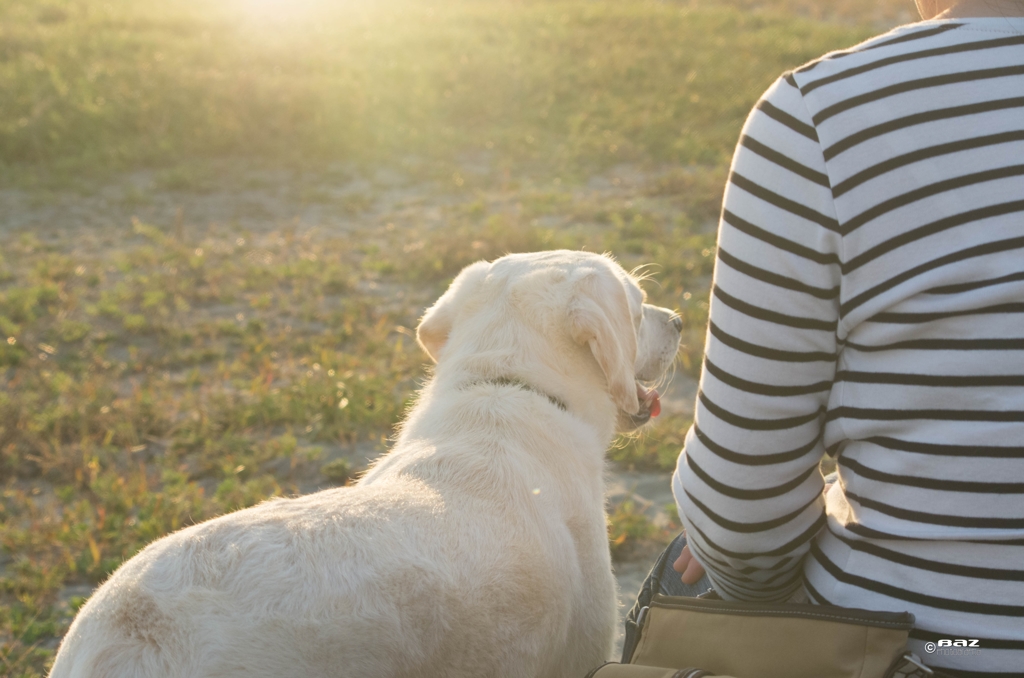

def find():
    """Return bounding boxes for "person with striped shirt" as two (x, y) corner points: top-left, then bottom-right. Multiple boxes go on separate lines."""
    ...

(624, 1), (1024, 676)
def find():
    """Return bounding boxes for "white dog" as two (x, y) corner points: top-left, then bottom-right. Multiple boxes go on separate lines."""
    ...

(49, 250), (682, 678)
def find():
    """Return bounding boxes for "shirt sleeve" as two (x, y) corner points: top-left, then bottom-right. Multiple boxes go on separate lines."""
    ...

(672, 74), (842, 602)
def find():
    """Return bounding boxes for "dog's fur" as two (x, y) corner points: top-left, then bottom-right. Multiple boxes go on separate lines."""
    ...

(49, 250), (682, 678)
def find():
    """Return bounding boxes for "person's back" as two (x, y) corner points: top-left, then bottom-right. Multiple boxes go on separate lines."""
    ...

(671, 13), (1024, 677)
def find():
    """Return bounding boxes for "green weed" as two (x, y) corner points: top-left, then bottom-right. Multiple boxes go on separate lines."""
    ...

(0, 0), (875, 187)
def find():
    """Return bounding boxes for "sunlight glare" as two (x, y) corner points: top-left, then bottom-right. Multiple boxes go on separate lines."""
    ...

(231, 0), (327, 22)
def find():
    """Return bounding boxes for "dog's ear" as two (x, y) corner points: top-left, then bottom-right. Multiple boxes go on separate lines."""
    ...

(417, 261), (490, 363)
(570, 267), (640, 415)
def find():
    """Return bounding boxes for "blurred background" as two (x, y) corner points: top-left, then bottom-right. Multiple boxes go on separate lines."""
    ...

(0, 0), (911, 673)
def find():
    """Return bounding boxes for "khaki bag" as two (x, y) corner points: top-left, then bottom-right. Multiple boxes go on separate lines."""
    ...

(587, 593), (946, 678)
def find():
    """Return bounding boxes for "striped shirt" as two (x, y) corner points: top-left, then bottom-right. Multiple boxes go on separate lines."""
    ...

(672, 17), (1024, 677)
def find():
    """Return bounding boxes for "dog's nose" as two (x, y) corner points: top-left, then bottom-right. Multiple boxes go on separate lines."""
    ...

(671, 314), (683, 333)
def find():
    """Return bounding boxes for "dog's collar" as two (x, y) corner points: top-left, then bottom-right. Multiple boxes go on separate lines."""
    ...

(466, 376), (568, 412)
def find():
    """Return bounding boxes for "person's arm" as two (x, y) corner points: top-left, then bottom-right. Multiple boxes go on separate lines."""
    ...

(672, 74), (842, 602)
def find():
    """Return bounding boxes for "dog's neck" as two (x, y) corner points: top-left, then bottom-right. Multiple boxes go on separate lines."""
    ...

(462, 376), (568, 412)
(426, 350), (621, 444)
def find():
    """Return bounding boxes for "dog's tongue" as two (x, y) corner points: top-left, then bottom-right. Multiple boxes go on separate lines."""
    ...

(637, 384), (661, 418)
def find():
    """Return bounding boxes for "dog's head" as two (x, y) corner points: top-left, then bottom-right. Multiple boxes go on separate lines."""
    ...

(417, 251), (682, 433)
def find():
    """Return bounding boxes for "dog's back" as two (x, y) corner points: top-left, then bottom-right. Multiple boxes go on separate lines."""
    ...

(50, 421), (614, 678)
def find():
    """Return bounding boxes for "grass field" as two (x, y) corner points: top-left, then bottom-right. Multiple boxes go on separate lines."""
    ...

(1, 0), (904, 673)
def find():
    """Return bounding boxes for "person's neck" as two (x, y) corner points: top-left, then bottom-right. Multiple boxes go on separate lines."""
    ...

(919, 0), (1024, 20)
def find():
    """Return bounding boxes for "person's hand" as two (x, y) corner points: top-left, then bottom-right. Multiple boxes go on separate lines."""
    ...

(672, 544), (706, 585)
